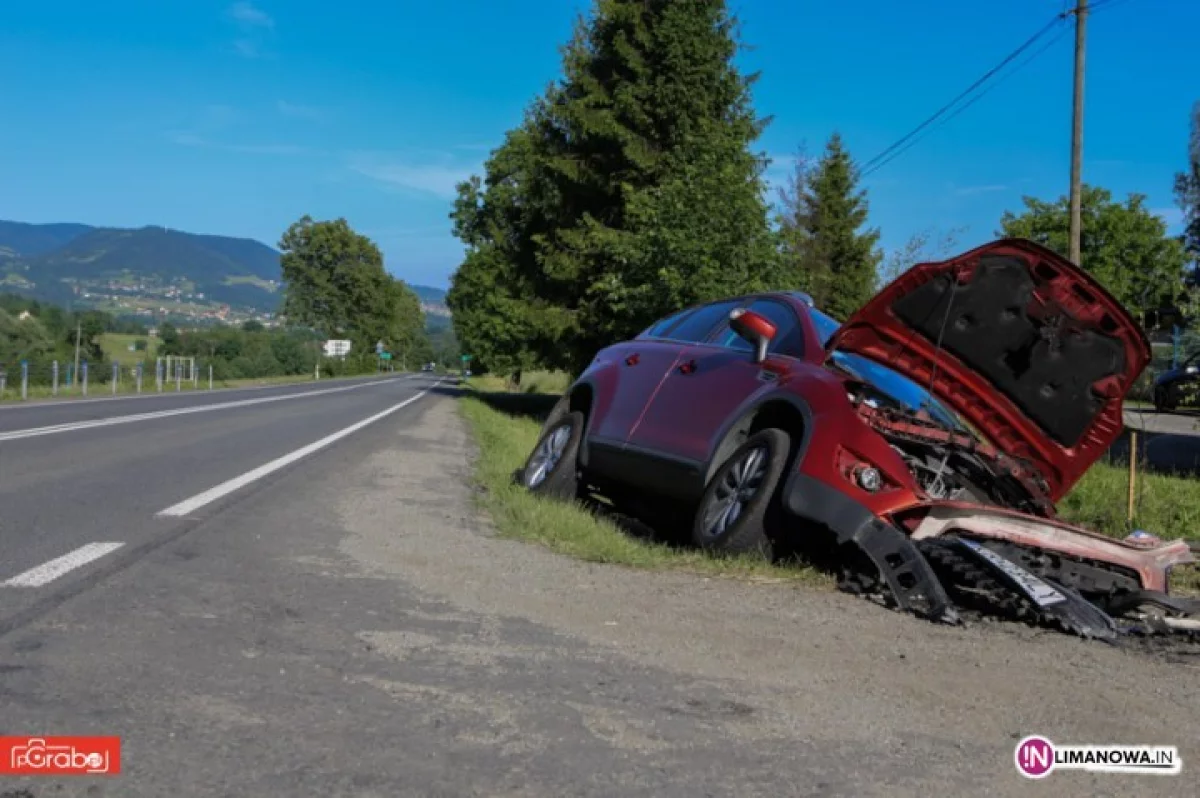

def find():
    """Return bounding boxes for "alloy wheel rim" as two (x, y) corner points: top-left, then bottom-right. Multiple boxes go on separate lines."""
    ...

(526, 423), (572, 488)
(702, 445), (769, 538)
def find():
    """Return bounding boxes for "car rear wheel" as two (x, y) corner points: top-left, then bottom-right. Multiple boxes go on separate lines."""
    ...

(1154, 385), (1177, 413)
(521, 410), (585, 501)
(692, 428), (790, 558)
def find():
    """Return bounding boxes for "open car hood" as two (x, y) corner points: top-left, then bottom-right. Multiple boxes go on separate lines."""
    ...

(826, 238), (1151, 501)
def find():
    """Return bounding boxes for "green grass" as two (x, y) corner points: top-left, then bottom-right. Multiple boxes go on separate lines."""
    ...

(460, 369), (1200, 594)
(1060, 461), (1200, 541)
(459, 370), (831, 585)
(98, 332), (159, 363)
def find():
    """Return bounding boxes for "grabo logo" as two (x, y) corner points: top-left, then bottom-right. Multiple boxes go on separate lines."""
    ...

(0, 736), (122, 776)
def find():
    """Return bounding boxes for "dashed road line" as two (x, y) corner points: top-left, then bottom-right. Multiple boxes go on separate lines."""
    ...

(156, 379), (445, 518)
(2, 542), (126, 588)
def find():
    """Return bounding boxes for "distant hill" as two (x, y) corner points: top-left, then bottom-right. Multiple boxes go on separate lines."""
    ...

(409, 284), (447, 304)
(0, 219), (451, 326)
(0, 221), (93, 260)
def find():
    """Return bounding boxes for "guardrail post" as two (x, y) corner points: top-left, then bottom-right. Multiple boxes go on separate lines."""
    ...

(82, 360), (89, 396)
(20, 360), (28, 400)
(156, 360), (163, 393)
(0, 370), (6, 397)
(52, 360), (59, 396)
(112, 361), (119, 395)
(208, 364), (213, 390)
(175, 366), (181, 392)
(136, 362), (143, 394)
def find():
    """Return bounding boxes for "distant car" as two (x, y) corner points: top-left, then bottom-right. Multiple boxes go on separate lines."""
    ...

(1152, 353), (1200, 412)
(517, 238), (1199, 638)
(422, 363), (434, 372)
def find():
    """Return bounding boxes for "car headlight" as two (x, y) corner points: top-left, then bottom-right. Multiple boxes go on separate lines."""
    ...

(854, 465), (883, 493)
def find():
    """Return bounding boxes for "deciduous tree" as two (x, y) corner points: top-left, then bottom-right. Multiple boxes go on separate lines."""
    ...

(999, 185), (1188, 322)
(278, 215), (427, 358)
(1174, 101), (1200, 276)
(879, 226), (967, 286)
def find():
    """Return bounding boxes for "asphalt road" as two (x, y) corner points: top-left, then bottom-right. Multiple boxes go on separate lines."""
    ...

(0, 373), (436, 624)
(0, 378), (1195, 797)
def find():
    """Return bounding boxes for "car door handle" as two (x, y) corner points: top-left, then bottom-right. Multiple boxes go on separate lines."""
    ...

(678, 359), (697, 375)
(625, 353), (640, 366)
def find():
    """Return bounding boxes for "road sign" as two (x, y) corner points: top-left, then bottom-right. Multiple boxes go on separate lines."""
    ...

(375, 340), (385, 354)
(380, 352), (392, 360)
(461, 354), (473, 362)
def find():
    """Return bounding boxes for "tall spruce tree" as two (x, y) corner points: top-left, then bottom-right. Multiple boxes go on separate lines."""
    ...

(775, 145), (832, 303)
(794, 133), (881, 320)
(447, 0), (779, 378)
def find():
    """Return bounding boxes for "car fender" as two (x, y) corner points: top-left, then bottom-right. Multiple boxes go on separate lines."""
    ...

(701, 381), (818, 485)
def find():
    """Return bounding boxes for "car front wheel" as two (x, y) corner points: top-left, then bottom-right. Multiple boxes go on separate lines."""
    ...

(521, 410), (585, 500)
(692, 428), (790, 559)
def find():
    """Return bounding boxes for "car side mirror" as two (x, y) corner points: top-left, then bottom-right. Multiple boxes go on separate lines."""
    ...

(729, 308), (777, 364)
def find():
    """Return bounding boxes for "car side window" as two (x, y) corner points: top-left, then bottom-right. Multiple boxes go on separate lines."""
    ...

(711, 298), (804, 358)
(641, 308), (693, 339)
(665, 299), (743, 343)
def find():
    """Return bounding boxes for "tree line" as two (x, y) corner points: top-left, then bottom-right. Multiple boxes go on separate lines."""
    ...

(446, 0), (1198, 381)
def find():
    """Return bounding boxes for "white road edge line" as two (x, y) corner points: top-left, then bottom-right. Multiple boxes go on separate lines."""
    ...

(2, 542), (126, 588)
(0, 375), (414, 442)
(156, 379), (445, 518)
(0, 373), (415, 412)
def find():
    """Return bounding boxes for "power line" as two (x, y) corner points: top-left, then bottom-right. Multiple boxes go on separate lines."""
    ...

(858, 0), (1139, 179)
(862, 17), (1073, 178)
(858, 13), (1069, 175)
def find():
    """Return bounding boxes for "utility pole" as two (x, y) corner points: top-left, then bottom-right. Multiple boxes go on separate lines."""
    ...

(1068, 0), (1088, 266)
(73, 319), (82, 385)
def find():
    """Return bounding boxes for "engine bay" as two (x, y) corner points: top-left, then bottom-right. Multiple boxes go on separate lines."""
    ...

(845, 380), (1055, 516)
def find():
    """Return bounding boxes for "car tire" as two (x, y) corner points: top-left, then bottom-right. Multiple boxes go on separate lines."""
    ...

(520, 410), (585, 501)
(691, 428), (790, 559)
(1153, 385), (1176, 413)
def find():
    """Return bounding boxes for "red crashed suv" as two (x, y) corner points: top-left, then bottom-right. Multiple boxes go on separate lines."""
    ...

(519, 238), (1198, 637)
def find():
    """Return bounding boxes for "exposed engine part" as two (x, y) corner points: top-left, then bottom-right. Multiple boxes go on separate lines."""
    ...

(846, 382), (1054, 517)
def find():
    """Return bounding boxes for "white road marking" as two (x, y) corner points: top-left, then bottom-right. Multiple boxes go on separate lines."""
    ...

(2, 542), (126, 588)
(0, 374), (413, 412)
(0, 376), (411, 442)
(156, 379), (445, 517)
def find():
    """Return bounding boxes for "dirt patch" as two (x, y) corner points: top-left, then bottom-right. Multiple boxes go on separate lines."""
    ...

(338, 396), (1200, 796)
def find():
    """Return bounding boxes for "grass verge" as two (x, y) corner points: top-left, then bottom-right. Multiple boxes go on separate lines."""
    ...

(458, 372), (832, 586)
(460, 371), (1199, 594)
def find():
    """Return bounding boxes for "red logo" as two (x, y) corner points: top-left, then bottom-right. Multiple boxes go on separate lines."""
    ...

(0, 736), (121, 775)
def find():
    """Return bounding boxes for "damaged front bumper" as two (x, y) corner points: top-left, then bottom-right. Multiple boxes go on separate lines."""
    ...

(782, 473), (1200, 640)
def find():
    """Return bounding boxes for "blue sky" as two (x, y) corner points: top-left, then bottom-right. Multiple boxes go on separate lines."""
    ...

(1, 0), (1195, 290)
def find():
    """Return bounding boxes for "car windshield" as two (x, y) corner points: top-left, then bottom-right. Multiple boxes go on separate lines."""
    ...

(810, 307), (966, 432)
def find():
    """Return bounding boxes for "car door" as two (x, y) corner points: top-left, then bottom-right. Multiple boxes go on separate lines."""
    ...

(586, 306), (695, 449)
(626, 297), (807, 495)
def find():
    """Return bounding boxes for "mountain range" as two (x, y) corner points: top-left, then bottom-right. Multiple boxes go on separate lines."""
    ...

(0, 219), (449, 325)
